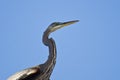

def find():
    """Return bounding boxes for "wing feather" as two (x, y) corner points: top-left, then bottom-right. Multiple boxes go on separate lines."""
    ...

(7, 67), (40, 80)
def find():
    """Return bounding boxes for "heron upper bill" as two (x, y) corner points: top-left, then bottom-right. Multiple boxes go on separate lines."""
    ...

(62, 20), (79, 26)
(52, 20), (79, 32)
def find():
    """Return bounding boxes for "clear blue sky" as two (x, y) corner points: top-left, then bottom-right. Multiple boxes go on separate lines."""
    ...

(0, 0), (120, 80)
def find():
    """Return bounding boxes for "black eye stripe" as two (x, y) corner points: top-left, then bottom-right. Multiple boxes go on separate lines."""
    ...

(50, 22), (62, 26)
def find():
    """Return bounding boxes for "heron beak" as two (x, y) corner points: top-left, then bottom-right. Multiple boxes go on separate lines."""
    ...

(62, 20), (79, 26)
(57, 20), (79, 30)
(50, 20), (79, 32)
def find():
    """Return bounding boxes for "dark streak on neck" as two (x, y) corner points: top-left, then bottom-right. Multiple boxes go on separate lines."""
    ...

(42, 29), (57, 76)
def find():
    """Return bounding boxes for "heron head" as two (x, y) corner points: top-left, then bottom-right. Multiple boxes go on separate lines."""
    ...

(47, 20), (79, 32)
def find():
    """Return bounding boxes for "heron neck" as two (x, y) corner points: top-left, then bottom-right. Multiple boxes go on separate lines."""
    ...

(42, 30), (57, 72)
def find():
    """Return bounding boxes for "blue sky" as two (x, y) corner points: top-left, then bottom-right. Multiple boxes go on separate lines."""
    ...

(0, 0), (120, 80)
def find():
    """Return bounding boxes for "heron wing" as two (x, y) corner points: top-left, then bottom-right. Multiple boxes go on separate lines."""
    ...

(7, 67), (41, 80)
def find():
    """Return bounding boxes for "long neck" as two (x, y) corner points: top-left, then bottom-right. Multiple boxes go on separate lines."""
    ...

(42, 30), (57, 74)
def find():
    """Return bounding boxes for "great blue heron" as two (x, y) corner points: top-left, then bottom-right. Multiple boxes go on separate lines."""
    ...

(7, 20), (79, 80)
